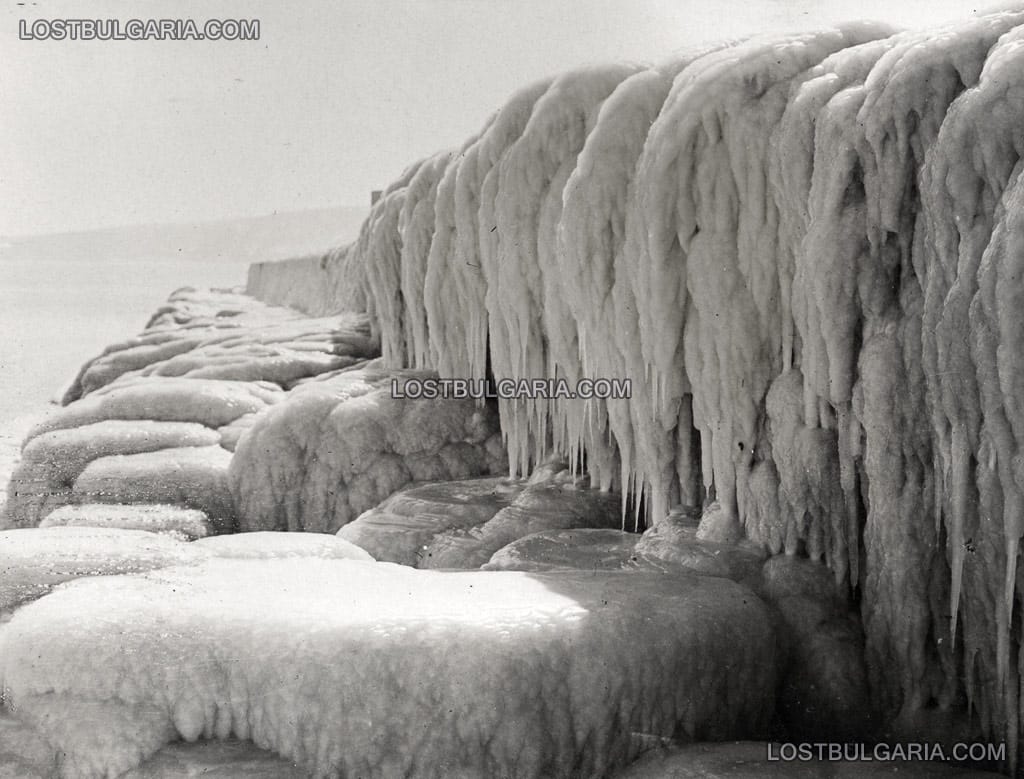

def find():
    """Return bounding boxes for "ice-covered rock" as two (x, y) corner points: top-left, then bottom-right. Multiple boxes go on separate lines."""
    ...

(420, 475), (623, 569)
(2, 420), (220, 528)
(753, 556), (871, 742)
(35, 377), (282, 437)
(0, 526), (206, 615)
(215, 413), (259, 452)
(230, 367), (506, 533)
(72, 446), (236, 529)
(0, 558), (777, 779)
(338, 476), (520, 565)
(0, 715), (52, 778)
(63, 288), (377, 400)
(195, 531), (373, 561)
(634, 510), (765, 582)
(39, 503), (214, 541)
(341, 468), (624, 570)
(484, 528), (640, 572)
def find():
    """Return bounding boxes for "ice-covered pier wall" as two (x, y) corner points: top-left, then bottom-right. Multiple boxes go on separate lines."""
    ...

(245, 10), (1024, 756)
(247, 245), (365, 317)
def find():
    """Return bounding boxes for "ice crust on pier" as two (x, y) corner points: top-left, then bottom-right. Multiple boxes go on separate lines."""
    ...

(0, 559), (776, 779)
(2, 290), (384, 530)
(0, 526), (206, 615)
(229, 367), (506, 533)
(39, 504), (214, 541)
(241, 8), (1024, 759)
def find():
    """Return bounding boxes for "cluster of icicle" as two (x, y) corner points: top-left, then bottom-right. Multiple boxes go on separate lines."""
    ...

(260, 8), (1024, 761)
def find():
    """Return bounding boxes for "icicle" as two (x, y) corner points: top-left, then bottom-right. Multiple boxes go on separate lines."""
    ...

(949, 423), (968, 646)
(315, 10), (1024, 756)
(837, 401), (859, 587)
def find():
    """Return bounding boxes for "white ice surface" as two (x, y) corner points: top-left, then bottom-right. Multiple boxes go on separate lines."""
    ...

(230, 367), (505, 533)
(195, 531), (373, 561)
(0, 526), (206, 614)
(0, 559), (776, 779)
(39, 504), (213, 541)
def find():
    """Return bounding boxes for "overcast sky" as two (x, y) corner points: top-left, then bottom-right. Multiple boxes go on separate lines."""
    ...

(0, 0), (986, 237)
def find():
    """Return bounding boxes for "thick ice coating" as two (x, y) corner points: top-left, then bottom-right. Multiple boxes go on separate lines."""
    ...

(229, 367), (506, 532)
(237, 9), (1024, 758)
(195, 531), (373, 561)
(39, 504), (214, 541)
(0, 559), (777, 778)
(0, 526), (206, 615)
(338, 476), (521, 565)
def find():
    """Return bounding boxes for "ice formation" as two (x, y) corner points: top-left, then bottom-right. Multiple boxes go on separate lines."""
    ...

(418, 474), (622, 569)
(2, 288), (385, 530)
(338, 476), (521, 565)
(0, 558), (776, 778)
(195, 530), (373, 561)
(2, 420), (220, 527)
(240, 7), (1024, 761)
(0, 526), (206, 614)
(72, 445), (236, 527)
(119, 738), (307, 778)
(39, 503), (214, 541)
(483, 528), (640, 572)
(229, 367), (506, 533)
(339, 467), (623, 569)
(63, 288), (374, 401)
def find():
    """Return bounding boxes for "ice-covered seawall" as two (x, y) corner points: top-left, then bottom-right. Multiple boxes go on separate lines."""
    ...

(245, 9), (1024, 759)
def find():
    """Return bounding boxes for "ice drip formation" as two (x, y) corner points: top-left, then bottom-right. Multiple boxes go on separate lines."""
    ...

(3, 6), (1024, 777)
(250, 9), (1024, 761)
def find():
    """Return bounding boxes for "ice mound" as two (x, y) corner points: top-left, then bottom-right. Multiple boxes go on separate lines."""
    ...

(421, 476), (623, 569)
(0, 559), (777, 778)
(484, 528), (640, 572)
(214, 413), (260, 452)
(230, 367), (506, 533)
(633, 510), (766, 582)
(614, 741), (1000, 778)
(0, 526), (206, 615)
(2, 420), (220, 528)
(72, 446), (235, 529)
(0, 715), (52, 778)
(39, 504), (214, 541)
(138, 315), (376, 387)
(63, 288), (377, 400)
(752, 556), (871, 742)
(340, 469), (623, 569)
(483, 514), (769, 581)
(338, 476), (519, 564)
(35, 377), (282, 437)
(195, 531), (373, 561)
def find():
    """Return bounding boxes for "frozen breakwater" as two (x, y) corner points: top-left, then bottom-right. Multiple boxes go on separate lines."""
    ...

(247, 9), (1024, 770)
(5, 7), (1024, 777)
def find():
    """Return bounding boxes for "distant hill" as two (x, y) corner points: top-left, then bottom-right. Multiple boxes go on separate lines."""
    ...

(0, 205), (369, 265)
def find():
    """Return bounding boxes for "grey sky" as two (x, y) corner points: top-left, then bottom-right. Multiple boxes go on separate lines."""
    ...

(1, 0), (981, 237)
